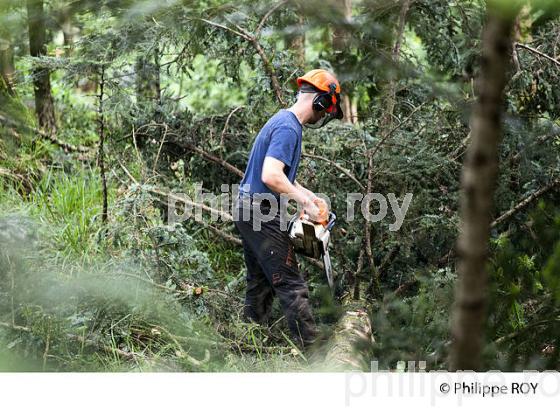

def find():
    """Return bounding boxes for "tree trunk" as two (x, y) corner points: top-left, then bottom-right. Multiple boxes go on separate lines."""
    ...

(332, 0), (357, 124)
(379, 0), (410, 130)
(362, 0), (410, 298)
(315, 301), (374, 371)
(287, 11), (305, 69)
(0, 38), (15, 95)
(97, 66), (108, 224)
(135, 46), (161, 152)
(26, 0), (56, 134)
(60, 12), (75, 56)
(450, 5), (520, 371)
(135, 55), (160, 103)
(0, 3), (14, 95)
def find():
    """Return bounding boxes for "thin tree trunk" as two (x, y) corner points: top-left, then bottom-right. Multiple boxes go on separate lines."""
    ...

(135, 45), (162, 154)
(379, 0), (410, 130)
(288, 11), (305, 69)
(97, 67), (108, 224)
(333, 0), (357, 124)
(61, 13), (75, 56)
(450, 6), (520, 371)
(362, 0), (410, 297)
(0, 38), (15, 95)
(0, 3), (15, 95)
(26, 0), (56, 134)
(135, 55), (160, 103)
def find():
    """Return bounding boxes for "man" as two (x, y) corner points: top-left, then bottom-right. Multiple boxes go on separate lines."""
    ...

(234, 69), (344, 348)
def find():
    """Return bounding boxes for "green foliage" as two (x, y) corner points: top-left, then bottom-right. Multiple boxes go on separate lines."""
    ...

(180, 55), (250, 115)
(370, 268), (455, 370)
(486, 202), (560, 369)
(1, 0), (560, 371)
(28, 168), (105, 256)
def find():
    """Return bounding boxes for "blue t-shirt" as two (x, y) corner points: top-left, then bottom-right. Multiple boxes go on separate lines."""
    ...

(239, 110), (302, 197)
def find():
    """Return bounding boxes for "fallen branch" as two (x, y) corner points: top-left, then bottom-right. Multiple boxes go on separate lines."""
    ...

(0, 113), (90, 153)
(493, 316), (560, 346)
(118, 161), (234, 223)
(491, 178), (560, 228)
(302, 152), (365, 191)
(181, 142), (244, 178)
(148, 185), (234, 222)
(0, 321), (138, 361)
(515, 42), (560, 68)
(200, 219), (242, 246)
(120, 156), (326, 272)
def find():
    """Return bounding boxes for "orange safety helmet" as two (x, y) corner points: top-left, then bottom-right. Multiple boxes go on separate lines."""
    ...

(297, 69), (342, 94)
(296, 69), (344, 126)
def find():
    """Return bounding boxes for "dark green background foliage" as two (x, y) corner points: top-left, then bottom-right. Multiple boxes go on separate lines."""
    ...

(0, 0), (559, 371)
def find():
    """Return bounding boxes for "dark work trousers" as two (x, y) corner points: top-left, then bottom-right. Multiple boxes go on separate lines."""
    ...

(233, 197), (317, 348)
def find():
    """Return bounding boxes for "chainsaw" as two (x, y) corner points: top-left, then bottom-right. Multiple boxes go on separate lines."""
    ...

(287, 209), (336, 290)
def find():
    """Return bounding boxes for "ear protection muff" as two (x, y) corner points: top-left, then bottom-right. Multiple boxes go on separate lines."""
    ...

(312, 83), (337, 112)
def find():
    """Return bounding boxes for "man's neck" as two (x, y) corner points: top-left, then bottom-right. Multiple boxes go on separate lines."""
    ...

(287, 103), (310, 125)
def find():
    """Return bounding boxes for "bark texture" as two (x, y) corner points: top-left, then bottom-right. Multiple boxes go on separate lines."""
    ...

(450, 7), (519, 371)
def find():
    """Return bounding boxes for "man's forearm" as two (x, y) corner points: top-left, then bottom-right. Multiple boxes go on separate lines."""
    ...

(263, 173), (310, 205)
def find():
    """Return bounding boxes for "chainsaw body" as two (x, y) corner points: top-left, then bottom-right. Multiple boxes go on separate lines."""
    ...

(287, 211), (336, 289)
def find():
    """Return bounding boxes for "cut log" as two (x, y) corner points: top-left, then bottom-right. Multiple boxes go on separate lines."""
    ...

(316, 301), (374, 371)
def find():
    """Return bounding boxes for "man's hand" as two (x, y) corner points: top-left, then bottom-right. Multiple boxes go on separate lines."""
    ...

(261, 161), (329, 222)
(295, 181), (328, 223)
(309, 197), (328, 223)
(303, 199), (322, 222)
(313, 196), (329, 213)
